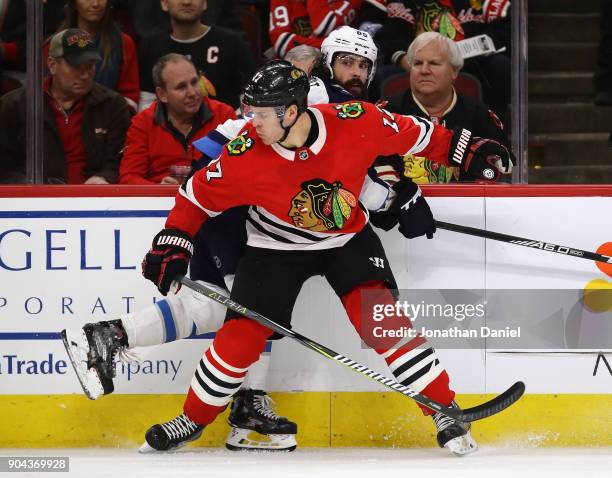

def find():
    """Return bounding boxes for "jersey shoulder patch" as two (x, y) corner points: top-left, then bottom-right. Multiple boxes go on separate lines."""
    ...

(225, 132), (255, 156)
(334, 101), (366, 120)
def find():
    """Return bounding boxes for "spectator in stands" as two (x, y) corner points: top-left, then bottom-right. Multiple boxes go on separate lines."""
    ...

(0, 1), (26, 73)
(594, 0), (612, 106)
(44, 0), (140, 111)
(0, 29), (131, 184)
(379, 31), (509, 184)
(269, 0), (363, 58)
(110, 0), (243, 42)
(374, 0), (511, 118)
(284, 45), (321, 76)
(0, 0), (65, 94)
(138, 0), (255, 110)
(119, 54), (235, 185)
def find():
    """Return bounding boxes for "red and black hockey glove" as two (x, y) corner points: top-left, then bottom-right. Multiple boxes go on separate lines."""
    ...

(142, 228), (193, 296)
(448, 128), (515, 181)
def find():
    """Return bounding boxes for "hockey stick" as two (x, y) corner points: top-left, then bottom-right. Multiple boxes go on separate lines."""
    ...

(178, 275), (524, 422)
(436, 221), (612, 264)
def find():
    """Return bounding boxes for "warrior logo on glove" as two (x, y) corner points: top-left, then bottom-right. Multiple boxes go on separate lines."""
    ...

(448, 128), (515, 181)
(142, 229), (194, 295)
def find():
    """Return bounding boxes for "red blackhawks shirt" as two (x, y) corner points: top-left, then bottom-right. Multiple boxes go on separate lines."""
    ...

(270, 0), (363, 57)
(166, 101), (453, 251)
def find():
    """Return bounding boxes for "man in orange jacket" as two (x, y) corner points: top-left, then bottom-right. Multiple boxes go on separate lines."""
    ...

(119, 53), (235, 185)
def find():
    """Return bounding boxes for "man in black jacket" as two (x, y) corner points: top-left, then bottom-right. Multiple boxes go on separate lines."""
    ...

(378, 31), (510, 184)
(138, 0), (255, 109)
(0, 29), (131, 184)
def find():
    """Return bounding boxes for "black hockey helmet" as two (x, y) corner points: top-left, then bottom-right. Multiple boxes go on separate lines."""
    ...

(242, 60), (310, 114)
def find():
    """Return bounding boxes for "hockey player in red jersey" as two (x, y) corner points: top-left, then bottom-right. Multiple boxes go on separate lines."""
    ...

(270, 0), (363, 57)
(140, 61), (513, 454)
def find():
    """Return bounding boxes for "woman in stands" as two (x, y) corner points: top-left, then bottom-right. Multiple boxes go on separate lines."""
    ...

(54, 0), (139, 110)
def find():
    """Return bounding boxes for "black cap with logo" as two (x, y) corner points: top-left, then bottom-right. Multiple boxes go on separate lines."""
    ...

(48, 28), (101, 66)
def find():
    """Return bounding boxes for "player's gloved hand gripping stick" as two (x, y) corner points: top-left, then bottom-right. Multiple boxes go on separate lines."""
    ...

(176, 275), (525, 422)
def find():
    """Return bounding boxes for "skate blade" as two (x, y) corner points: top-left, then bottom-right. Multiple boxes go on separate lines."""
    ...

(138, 441), (161, 454)
(61, 329), (105, 400)
(138, 435), (200, 454)
(444, 432), (479, 457)
(225, 428), (297, 452)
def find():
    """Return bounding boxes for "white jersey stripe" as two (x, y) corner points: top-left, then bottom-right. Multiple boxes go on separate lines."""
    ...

(209, 343), (249, 373)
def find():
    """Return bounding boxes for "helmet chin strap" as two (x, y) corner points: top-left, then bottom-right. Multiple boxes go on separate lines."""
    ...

(278, 111), (300, 144)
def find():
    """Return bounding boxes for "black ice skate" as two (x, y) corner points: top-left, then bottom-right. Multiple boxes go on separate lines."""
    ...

(61, 320), (129, 400)
(432, 401), (478, 456)
(139, 413), (204, 453)
(225, 389), (297, 451)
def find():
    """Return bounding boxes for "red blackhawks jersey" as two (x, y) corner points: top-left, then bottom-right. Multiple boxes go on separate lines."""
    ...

(166, 101), (453, 251)
(270, 0), (363, 57)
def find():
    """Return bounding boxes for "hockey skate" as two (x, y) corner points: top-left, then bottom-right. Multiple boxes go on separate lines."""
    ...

(140, 413), (204, 453)
(60, 320), (130, 400)
(433, 401), (478, 456)
(225, 389), (298, 451)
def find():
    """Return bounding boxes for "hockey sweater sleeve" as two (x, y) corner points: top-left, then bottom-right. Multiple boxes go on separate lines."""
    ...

(192, 117), (249, 166)
(307, 0), (363, 37)
(269, 0), (363, 58)
(363, 103), (453, 165)
(165, 152), (247, 237)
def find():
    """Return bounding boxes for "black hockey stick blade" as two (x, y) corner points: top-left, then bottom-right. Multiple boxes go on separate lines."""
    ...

(177, 275), (524, 422)
(458, 381), (525, 422)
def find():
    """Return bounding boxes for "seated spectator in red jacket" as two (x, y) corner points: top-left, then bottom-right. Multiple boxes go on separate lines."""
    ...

(44, 0), (140, 111)
(0, 29), (131, 184)
(119, 53), (236, 185)
(269, 0), (363, 58)
(379, 31), (509, 184)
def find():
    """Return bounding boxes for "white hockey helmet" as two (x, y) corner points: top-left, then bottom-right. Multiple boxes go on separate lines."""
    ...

(321, 26), (378, 87)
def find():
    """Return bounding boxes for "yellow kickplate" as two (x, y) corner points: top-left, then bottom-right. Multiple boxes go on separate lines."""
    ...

(1, 393), (610, 448)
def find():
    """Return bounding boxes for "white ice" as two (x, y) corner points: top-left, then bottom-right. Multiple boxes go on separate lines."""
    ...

(1, 448), (611, 478)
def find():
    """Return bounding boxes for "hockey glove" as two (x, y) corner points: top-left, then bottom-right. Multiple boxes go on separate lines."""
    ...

(142, 228), (193, 296)
(393, 180), (436, 239)
(370, 180), (436, 239)
(449, 128), (515, 181)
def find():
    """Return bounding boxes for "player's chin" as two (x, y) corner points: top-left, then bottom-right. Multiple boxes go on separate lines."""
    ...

(260, 134), (280, 145)
(347, 85), (365, 97)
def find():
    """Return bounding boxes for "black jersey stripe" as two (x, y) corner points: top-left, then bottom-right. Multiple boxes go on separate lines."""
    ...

(247, 216), (295, 243)
(251, 207), (330, 242)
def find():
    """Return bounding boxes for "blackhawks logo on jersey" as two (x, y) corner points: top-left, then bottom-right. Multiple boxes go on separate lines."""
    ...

(226, 133), (254, 156)
(335, 102), (365, 120)
(289, 179), (357, 232)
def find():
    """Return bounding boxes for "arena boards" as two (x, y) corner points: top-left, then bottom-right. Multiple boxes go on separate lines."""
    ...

(1, 185), (610, 447)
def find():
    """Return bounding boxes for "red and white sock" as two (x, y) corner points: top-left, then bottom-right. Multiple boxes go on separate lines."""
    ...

(342, 281), (454, 415)
(183, 318), (272, 424)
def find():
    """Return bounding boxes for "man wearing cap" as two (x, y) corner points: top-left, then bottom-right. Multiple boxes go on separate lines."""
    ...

(0, 28), (131, 184)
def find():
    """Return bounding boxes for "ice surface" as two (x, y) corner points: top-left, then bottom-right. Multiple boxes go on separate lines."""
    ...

(1, 448), (610, 478)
